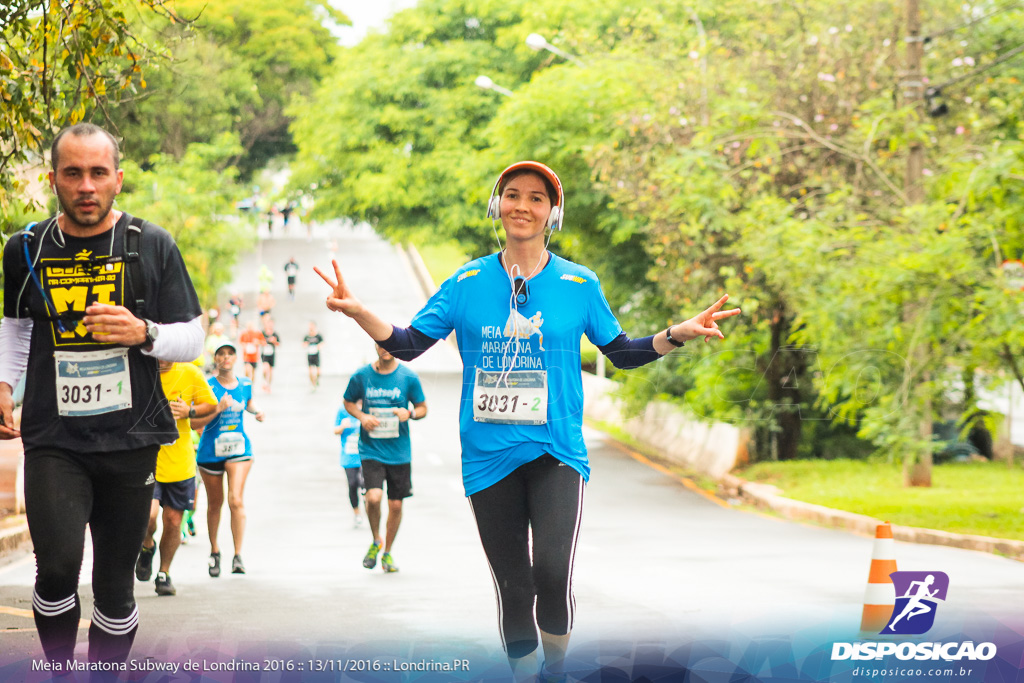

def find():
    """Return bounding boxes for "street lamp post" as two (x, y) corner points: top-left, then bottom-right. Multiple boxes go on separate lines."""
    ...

(525, 32), (585, 67)
(474, 75), (514, 97)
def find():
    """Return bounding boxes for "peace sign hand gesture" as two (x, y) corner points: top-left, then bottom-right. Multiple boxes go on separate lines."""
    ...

(314, 259), (365, 318)
(673, 295), (742, 343)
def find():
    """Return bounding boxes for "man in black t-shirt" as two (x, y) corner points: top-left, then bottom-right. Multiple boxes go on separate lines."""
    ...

(0, 123), (203, 667)
(302, 320), (324, 390)
(284, 256), (299, 300)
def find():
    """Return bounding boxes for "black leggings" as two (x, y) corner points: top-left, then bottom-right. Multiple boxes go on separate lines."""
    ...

(468, 454), (584, 659)
(344, 466), (364, 509)
(25, 445), (157, 664)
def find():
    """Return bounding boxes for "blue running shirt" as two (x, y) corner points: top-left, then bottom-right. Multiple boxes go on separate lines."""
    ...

(196, 377), (254, 463)
(335, 406), (361, 469)
(344, 364), (425, 465)
(411, 252), (622, 495)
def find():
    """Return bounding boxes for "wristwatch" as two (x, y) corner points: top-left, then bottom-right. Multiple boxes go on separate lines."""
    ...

(665, 325), (685, 348)
(188, 407), (197, 419)
(143, 319), (159, 346)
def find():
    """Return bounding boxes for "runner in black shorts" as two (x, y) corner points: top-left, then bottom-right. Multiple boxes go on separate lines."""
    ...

(343, 344), (427, 573)
(284, 257), (299, 301)
(135, 361), (217, 597)
(302, 320), (323, 390)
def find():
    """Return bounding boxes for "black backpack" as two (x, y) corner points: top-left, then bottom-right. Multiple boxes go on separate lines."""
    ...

(17, 215), (147, 320)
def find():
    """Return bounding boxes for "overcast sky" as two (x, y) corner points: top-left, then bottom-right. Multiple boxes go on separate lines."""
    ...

(328, 0), (419, 46)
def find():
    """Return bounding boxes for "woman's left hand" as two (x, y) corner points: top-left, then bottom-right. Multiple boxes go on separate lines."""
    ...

(675, 295), (742, 342)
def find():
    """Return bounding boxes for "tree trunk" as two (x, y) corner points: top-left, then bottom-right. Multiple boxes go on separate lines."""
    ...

(765, 303), (803, 461)
(903, 380), (933, 487)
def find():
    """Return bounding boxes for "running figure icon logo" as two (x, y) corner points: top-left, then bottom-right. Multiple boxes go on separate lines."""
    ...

(883, 571), (950, 635)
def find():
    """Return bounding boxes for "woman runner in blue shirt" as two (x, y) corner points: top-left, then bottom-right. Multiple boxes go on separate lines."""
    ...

(315, 161), (740, 682)
(192, 341), (265, 578)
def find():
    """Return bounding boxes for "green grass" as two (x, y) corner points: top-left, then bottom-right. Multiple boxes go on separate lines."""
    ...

(411, 240), (468, 289)
(737, 459), (1024, 541)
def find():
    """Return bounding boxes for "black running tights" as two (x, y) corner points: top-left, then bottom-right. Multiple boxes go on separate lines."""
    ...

(25, 446), (157, 664)
(344, 466), (364, 509)
(468, 454), (584, 659)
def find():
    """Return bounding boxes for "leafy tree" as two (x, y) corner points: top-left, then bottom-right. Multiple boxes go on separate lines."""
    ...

(290, 0), (1024, 482)
(288, 0), (685, 289)
(117, 133), (255, 306)
(105, 29), (262, 164)
(156, 0), (348, 174)
(0, 0), (185, 216)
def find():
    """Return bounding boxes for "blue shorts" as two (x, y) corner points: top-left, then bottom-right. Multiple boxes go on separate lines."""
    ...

(153, 477), (197, 511)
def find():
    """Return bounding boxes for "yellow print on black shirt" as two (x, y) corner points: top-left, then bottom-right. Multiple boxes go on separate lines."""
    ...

(41, 248), (125, 347)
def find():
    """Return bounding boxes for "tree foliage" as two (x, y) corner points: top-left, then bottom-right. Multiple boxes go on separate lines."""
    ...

(137, 0), (349, 173)
(290, 0), (1024, 472)
(118, 133), (255, 306)
(0, 0), (185, 215)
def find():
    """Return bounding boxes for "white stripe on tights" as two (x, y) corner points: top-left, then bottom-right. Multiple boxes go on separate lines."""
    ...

(468, 497), (507, 653)
(32, 591), (76, 617)
(91, 606), (138, 636)
(563, 476), (585, 631)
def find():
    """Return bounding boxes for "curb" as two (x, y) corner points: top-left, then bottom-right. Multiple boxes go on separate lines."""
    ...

(0, 515), (31, 559)
(719, 473), (1024, 561)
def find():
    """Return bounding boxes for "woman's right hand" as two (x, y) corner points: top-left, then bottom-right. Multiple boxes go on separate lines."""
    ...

(314, 259), (365, 318)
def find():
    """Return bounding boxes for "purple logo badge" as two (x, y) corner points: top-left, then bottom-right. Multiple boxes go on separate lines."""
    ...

(883, 571), (949, 635)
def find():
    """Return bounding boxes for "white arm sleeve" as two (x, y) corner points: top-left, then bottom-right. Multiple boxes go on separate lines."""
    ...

(0, 317), (33, 389)
(140, 316), (204, 362)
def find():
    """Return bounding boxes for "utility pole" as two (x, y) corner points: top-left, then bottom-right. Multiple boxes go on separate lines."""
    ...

(903, 0), (933, 486)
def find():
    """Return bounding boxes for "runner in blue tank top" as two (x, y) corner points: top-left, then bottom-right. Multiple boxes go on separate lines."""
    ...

(315, 161), (741, 682)
(192, 341), (265, 578)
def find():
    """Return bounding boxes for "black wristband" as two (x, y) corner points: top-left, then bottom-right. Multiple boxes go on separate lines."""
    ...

(665, 326), (685, 348)
(188, 407), (196, 419)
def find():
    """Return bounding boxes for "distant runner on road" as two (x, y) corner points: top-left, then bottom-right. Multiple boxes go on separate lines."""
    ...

(260, 317), (281, 393)
(192, 341), (265, 577)
(343, 343), (427, 573)
(316, 160), (741, 682)
(302, 321), (324, 390)
(238, 320), (264, 381)
(333, 403), (364, 528)
(284, 257), (299, 301)
(135, 361), (218, 596)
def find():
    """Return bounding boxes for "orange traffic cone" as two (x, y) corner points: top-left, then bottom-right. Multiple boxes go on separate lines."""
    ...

(860, 522), (898, 633)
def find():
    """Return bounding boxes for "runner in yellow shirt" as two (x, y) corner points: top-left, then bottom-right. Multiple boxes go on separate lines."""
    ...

(134, 361), (220, 595)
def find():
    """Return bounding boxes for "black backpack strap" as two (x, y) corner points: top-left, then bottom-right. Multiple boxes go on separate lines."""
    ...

(17, 217), (58, 319)
(124, 215), (147, 315)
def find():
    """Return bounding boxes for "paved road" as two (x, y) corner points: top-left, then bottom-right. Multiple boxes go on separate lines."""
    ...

(0, 221), (1021, 681)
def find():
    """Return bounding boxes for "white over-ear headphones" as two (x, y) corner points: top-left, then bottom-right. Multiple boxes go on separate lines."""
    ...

(486, 161), (565, 231)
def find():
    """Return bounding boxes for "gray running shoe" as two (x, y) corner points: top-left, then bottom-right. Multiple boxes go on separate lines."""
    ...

(232, 554), (246, 574)
(208, 551), (221, 577)
(135, 545), (155, 582)
(154, 572), (176, 596)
